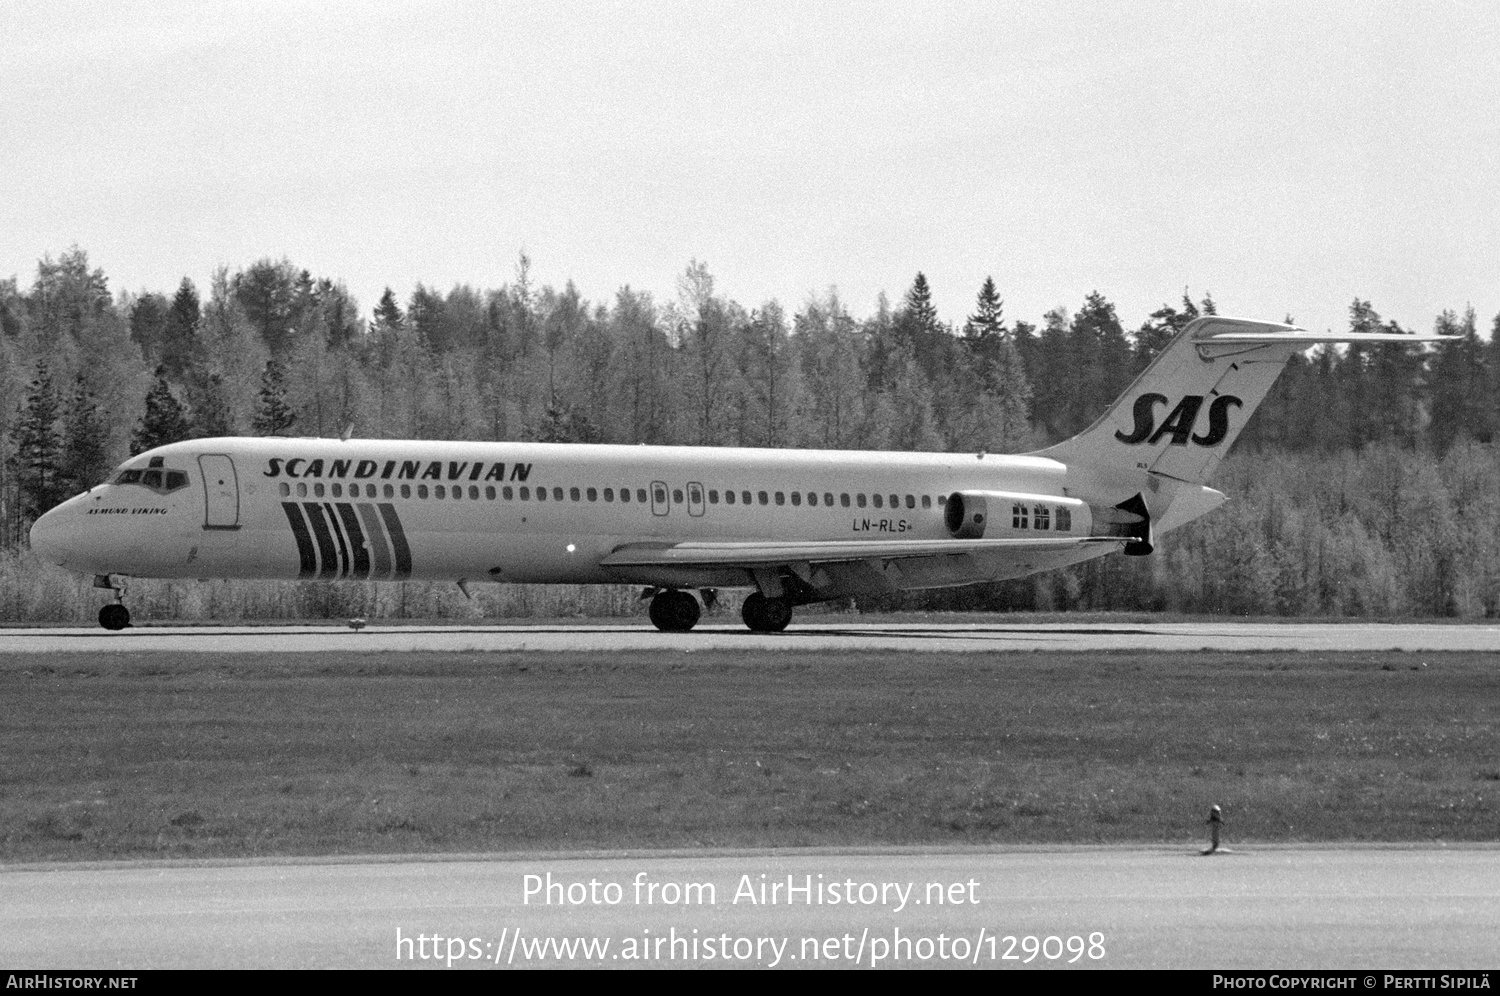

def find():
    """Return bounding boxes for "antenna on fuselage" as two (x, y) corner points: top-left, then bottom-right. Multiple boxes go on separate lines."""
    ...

(340, 424), (354, 441)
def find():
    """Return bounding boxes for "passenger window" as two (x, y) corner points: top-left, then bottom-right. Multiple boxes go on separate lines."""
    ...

(453, 487), (462, 500)
(1034, 504), (1050, 530)
(824, 492), (834, 506)
(418, 485), (429, 499)
(536, 487), (546, 501)
(619, 488), (630, 503)
(279, 482), (290, 497)
(435, 485), (445, 499)
(672, 488), (683, 504)
(774, 492), (785, 506)
(856, 494), (866, 508)
(890, 494), (899, 509)
(724, 490), (735, 505)
(603, 488), (613, 502)
(806, 492), (817, 507)
(937, 495), (947, 505)
(905, 494), (915, 509)
(790, 492), (801, 506)
(872, 494), (883, 509)
(742, 491), (752, 505)
(921, 495), (931, 509)
(587, 487), (597, 501)
(314, 483), (325, 498)
(655, 486), (667, 504)
(502, 486), (513, 500)
(519, 486), (530, 500)
(841, 493), (850, 508)
(400, 484), (411, 499)
(708, 489), (718, 504)
(571, 487), (581, 502)
(1056, 507), (1072, 531)
(758, 491), (768, 506)
(297, 482), (308, 497)
(331, 484), (342, 498)
(485, 486), (495, 500)
(384, 484), (394, 498)
(637, 488), (648, 503)
(553, 487), (564, 501)
(1012, 503), (1028, 529)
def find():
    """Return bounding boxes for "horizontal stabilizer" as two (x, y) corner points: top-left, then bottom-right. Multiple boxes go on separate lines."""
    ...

(1202, 330), (1461, 344)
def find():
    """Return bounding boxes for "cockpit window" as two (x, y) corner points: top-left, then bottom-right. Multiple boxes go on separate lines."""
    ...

(112, 464), (190, 494)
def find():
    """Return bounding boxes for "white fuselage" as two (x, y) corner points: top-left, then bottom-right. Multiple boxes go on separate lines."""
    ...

(30, 437), (1116, 595)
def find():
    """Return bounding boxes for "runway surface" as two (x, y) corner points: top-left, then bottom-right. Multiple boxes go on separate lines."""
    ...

(4, 621), (1500, 653)
(3, 847), (1497, 969)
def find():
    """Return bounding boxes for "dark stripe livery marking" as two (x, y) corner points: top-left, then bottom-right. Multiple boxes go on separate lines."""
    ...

(336, 502), (371, 579)
(378, 502), (412, 579)
(356, 502), (392, 578)
(302, 502), (339, 580)
(282, 502), (317, 578)
(323, 503), (351, 577)
(286, 499), (412, 580)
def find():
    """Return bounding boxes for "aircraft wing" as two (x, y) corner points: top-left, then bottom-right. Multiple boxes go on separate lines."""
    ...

(600, 535), (1124, 568)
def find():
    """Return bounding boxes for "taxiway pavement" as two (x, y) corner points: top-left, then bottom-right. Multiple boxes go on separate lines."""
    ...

(3, 621), (1500, 653)
(3, 847), (1497, 969)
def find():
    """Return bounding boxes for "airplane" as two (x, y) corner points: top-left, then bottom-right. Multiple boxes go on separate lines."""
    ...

(27, 316), (1449, 632)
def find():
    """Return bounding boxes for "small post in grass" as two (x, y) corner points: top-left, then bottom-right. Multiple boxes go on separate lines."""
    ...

(1203, 804), (1223, 855)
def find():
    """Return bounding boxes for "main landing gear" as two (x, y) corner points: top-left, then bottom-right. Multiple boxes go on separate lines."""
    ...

(644, 588), (796, 633)
(647, 589), (701, 632)
(741, 592), (793, 633)
(94, 575), (131, 631)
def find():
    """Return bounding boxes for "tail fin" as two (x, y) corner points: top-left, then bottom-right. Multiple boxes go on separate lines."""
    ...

(1038, 316), (1444, 487)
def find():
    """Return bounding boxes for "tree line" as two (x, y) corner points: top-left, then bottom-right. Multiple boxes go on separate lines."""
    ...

(3, 245), (1498, 617)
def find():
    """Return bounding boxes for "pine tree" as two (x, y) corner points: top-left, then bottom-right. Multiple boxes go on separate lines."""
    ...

(252, 360), (297, 435)
(961, 276), (1006, 373)
(60, 374), (110, 494)
(161, 277), (200, 377)
(9, 361), (66, 519)
(372, 287), (405, 338)
(1426, 307), (1487, 452)
(131, 368), (192, 454)
(896, 272), (952, 384)
(190, 372), (235, 438)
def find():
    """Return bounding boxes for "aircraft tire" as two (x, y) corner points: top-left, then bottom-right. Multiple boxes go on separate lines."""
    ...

(99, 604), (130, 631)
(648, 589), (700, 632)
(741, 592), (792, 633)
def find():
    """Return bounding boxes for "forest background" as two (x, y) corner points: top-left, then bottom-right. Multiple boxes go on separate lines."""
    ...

(4, 246), (1498, 623)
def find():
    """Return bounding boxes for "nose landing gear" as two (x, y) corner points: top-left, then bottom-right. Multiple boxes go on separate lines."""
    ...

(94, 575), (131, 631)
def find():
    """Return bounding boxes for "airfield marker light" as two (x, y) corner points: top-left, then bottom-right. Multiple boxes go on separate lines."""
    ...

(1204, 805), (1223, 855)
(566, 543), (576, 553)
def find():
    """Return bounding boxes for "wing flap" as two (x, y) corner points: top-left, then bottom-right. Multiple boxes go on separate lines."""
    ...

(600, 535), (1124, 568)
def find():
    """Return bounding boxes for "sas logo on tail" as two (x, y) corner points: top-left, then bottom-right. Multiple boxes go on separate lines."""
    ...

(1115, 394), (1242, 447)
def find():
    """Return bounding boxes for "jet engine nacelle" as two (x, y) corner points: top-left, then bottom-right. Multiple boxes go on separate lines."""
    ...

(944, 491), (1092, 539)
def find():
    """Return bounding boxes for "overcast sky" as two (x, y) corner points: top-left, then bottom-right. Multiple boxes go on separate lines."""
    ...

(4, 1), (1496, 336)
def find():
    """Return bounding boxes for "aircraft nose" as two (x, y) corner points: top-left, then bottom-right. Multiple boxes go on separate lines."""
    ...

(28, 504), (75, 567)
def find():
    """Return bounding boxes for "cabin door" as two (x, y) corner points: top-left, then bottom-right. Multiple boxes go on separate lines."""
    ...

(198, 454), (241, 529)
(650, 480), (670, 516)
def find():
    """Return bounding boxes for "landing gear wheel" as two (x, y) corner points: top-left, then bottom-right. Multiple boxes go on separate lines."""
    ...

(648, 589), (701, 632)
(99, 603), (131, 631)
(741, 592), (793, 633)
